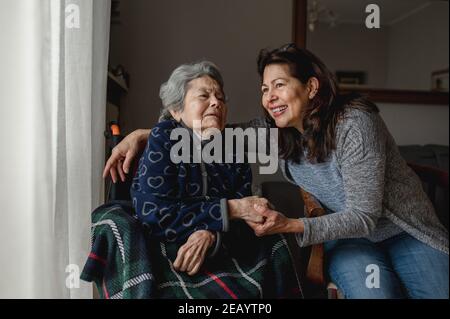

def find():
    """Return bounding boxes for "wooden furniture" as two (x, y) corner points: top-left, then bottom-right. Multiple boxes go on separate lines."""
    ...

(299, 189), (326, 285)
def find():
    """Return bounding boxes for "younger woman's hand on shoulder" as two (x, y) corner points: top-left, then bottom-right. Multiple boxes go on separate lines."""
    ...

(103, 129), (150, 182)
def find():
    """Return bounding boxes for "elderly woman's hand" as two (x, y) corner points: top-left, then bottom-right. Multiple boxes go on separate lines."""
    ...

(103, 129), (150, 183)
(227, 196), (272, 224)
(247, 205), (304, 236)
(173, 230), (216, 276)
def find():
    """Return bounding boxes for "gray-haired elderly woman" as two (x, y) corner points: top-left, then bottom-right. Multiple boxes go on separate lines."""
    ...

(123, 61), (301, 298)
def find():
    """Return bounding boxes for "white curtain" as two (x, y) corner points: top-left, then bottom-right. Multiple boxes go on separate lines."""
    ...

(0, 0), (110, 298)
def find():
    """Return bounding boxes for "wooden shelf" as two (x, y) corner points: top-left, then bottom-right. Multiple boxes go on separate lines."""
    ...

(339, 86), (449, 105)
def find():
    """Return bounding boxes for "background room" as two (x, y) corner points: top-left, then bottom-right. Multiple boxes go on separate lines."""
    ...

(0, 0), (447, 299)
(107, 0), (448, 184)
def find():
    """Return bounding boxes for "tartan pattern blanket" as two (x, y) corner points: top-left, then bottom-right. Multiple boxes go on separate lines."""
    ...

(80, 201), (303, 299)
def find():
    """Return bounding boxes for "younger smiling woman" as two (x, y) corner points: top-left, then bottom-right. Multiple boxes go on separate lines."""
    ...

(103, 45), (448, 299)
(249, 44), (448, 299)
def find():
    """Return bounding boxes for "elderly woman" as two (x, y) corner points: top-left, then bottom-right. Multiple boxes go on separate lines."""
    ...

(129, 61), (301, 298)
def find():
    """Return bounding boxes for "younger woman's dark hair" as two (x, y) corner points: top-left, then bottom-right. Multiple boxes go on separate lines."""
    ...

(257, 43), (379, 163)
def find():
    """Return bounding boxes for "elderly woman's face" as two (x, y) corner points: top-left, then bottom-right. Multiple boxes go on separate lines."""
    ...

(172, 76), (227, 136)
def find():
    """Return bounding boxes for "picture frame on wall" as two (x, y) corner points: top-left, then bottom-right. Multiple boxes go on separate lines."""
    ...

(335, 71), (367, 86)
(431, 68), (449, 92)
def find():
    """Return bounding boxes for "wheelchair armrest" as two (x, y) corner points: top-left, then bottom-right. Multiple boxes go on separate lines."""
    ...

(300, 189), (326, 286)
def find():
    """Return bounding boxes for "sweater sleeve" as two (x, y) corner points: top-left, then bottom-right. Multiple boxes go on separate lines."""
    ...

(296, 111), (386, 247)
(130, 122), (229, 244)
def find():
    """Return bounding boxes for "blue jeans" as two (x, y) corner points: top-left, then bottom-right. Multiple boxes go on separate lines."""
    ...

(324, 232), (449, 299)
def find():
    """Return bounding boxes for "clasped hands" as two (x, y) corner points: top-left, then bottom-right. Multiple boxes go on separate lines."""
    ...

(227, 196), (289, 236)
(174, 196), (289, 276)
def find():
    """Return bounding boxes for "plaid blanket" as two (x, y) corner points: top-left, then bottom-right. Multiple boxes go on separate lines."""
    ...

(80, 201), (303, 299)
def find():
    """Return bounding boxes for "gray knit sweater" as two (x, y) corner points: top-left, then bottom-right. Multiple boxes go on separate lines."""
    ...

(240, 109), (449, 254)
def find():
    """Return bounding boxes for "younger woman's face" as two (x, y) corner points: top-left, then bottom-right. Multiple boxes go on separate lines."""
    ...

(261, 64), (311, 132)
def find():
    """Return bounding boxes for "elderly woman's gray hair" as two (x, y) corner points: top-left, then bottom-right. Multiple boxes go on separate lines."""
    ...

(159, 61), (226, 122)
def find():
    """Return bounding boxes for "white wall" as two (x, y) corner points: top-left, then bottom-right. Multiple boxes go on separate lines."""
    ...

(386, 2), (449, 90)
(378, 103), (449, 145)
(307, 22), (390, 88)
(305, 3), (448, 148)
(110, 0), (293, 134)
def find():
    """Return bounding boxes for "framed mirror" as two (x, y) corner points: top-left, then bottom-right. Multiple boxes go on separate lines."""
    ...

(293, 0), (449, 105)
